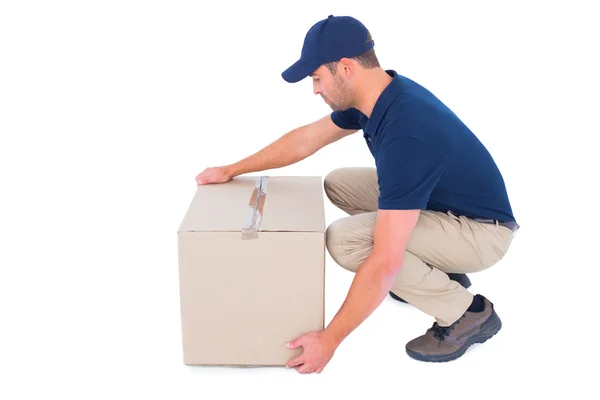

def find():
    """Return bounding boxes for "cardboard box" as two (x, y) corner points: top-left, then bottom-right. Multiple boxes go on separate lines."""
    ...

(177, 175), (326, 366)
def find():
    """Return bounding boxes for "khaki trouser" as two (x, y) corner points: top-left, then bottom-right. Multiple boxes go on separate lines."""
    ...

(324, 167), (515, 326)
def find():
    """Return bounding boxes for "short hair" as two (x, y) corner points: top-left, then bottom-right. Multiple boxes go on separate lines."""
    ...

(325, 31), (380, 74)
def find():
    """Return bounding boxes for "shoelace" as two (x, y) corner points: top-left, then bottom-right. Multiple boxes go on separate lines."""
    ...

(430, 319), (461, 341)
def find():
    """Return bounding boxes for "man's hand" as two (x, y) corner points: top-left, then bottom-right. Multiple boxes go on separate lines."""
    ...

(287, 209), (420, 375)
(285, 210), (420, 375)
(284, 331), (338, 374)
(195, 166), (233, 186)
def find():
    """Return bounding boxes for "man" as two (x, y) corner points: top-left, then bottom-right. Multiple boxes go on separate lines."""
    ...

(195, 15), (519, 373)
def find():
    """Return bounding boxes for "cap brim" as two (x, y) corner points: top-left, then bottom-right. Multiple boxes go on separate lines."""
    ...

(281, 59), (321, 83)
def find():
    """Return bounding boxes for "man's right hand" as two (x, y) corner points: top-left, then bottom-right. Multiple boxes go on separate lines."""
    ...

(195, 166), (233, 186)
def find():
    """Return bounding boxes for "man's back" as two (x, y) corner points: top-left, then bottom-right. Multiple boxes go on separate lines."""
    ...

(332, 71), (516, 222)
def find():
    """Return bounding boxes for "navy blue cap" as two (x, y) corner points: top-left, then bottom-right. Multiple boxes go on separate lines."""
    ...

(282, 15), (374, 83)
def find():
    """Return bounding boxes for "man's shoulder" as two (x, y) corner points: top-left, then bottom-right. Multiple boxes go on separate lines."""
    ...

(382, 75), (466, 133)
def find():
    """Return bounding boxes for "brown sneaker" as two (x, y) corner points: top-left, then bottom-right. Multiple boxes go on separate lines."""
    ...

(405, 294), (502, 362)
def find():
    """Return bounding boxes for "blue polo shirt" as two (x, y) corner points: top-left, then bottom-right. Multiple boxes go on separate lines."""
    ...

(331, 70), (516, 223)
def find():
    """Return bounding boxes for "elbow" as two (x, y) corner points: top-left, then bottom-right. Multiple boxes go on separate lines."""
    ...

(381, 262), (402, 280)
(364, 248), (404, 284)
(375, 254), (404, 281)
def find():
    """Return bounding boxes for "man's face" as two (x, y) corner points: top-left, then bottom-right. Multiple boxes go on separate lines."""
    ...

(310, 65), (354, 111)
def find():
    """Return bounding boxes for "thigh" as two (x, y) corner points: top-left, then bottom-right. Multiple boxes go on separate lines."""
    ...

(326, 209), (510, 274)
(407, 210), (512, 273)
(324, 167), (379, 215)
(325, 211), (474, 325)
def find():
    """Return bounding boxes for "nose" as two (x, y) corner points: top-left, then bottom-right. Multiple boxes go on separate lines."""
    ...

(313, 80), (321, 96)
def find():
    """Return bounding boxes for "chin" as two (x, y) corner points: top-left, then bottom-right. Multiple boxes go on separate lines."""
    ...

(331, 105), (349, 112)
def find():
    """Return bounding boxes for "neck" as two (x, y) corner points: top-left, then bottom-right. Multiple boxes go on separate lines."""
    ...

(352, 69), (393, 118)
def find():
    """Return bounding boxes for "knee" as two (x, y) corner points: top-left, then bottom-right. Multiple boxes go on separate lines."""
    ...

(326, 219), (351, 270)
(323, 168), (344, 200)
(326, 218), (370, 272)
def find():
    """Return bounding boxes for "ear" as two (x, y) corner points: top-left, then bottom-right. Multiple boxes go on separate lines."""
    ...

(338, 58), (355, 78)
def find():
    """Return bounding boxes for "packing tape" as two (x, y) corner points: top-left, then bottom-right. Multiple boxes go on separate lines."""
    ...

(241, 176), (269, 240)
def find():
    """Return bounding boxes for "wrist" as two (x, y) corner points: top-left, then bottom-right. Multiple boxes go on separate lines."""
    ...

(323, 326), (344, 348)
(224, 164), (237, 179)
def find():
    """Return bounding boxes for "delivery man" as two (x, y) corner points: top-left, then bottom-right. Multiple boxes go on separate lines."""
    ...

(195, 15), (519, 374)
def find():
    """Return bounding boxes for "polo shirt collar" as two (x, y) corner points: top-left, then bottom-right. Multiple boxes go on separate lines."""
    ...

(364, 70), (404, 136)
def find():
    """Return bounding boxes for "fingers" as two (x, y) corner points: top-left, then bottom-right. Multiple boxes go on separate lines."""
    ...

(287, 360), (326, 374)
(285, 336), (305, 349)
(296, 362), (326, 374)
(296, 364), (313, 374)
(285, 356), (303, 369)
(303, 363), (325, 374)
(195, 166), (232, 186)
(195, 168), (211, 186)
(296, 362), (326, 375)
(196, 174), (211, 185)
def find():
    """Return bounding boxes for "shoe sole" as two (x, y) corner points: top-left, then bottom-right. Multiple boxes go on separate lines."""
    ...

(405, 309), (502, 362)
(390, 274), (472, 304)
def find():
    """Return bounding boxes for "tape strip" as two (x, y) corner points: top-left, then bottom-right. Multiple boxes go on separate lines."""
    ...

(241, 176), (269, 240)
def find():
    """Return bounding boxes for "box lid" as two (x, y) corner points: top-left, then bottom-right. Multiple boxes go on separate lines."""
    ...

(178, 176), (326, 233)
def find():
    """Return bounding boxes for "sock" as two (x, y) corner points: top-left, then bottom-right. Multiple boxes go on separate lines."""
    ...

(467, 294), (485, 312)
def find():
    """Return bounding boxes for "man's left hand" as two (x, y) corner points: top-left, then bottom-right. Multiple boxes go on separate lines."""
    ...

(285, 331), (337, 374)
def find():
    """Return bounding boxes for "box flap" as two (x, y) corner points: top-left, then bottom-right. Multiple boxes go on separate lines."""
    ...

(178, 176), (326, 233)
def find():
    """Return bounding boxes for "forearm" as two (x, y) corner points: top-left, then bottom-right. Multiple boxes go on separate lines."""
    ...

(226, 126), (313, 177)
(323, 255), (402, 346)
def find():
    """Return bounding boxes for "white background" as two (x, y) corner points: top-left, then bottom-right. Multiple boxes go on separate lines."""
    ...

(1, 0), (598, 399)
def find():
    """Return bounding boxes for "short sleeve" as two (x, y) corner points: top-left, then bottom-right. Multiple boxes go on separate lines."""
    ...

(331, 108), (362, 130)
(377, 136), (447, 210)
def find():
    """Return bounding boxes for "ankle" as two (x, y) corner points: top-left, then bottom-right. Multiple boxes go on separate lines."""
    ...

(467, 294), (485, 312)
